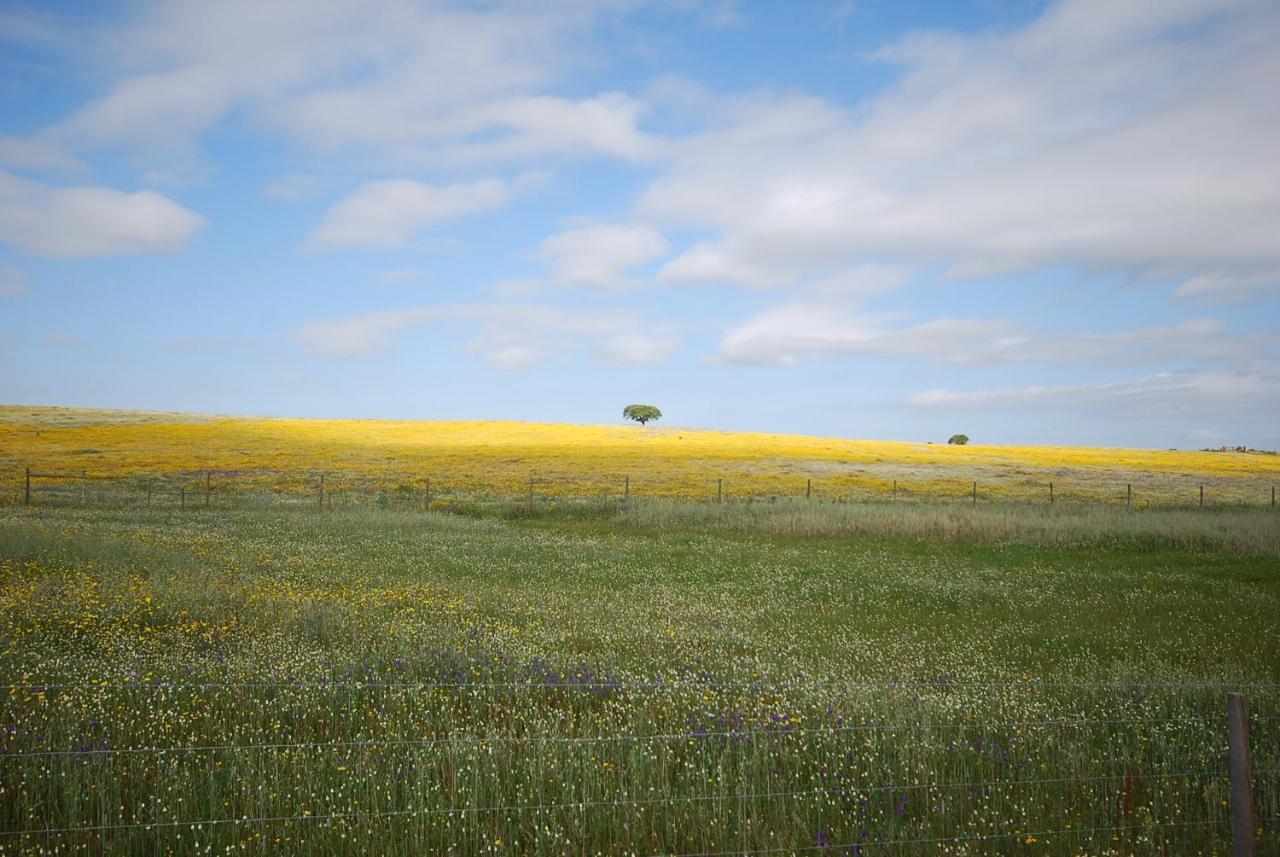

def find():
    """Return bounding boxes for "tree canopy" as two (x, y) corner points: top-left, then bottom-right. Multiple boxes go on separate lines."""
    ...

(623, 404), (662, 425)
(948, 433), (970, 445)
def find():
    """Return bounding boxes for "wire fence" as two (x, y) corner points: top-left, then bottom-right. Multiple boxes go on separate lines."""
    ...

(0, 715), (1233, 759)
(0, 681), (1274, 853)
(10, 464), (1280, 512)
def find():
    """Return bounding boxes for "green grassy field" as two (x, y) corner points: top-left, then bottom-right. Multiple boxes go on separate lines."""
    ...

(2, 501), (1278, 854)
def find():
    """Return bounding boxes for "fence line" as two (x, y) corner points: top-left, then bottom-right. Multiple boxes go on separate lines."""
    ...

(671, 816), (1246, 856)
(7, 678), (1280, 692)
(1, 689), (1267, 852)
(0, 771), (1235, 840)
(0, 715), (1224, 760)
(14, 464), (1280, 511)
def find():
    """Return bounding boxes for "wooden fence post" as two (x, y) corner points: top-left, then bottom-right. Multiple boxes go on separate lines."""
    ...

(318, 474), (325, 510)
(24, 467), (30, 507)
(1272, 485), (1275, 507)
(1227, 692), (1255, 857)
(526, 474), (534, 514)
(81, 470), (87, 506)
(971, 481), (977, 506)
(892, 479), (897, 500)
(806, 478), (811, 500)
(205, 471), (211, 508)
(146, 488), (152, 507)
(717, 478), (723, 504)
(624, 475), (630, 502)
(1049, 482), (1054, 504)
(425, 476), (432, 510)
(1127, 483), (1132, 510)
(180, 486), (186, 509)
(1200, 484), (1204, 508)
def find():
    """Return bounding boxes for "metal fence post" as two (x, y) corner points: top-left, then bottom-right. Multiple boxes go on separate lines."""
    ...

(1228, 692), (1255, 857)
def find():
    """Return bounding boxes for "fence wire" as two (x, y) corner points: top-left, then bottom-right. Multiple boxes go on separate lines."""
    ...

(0, 715), (1227, 760)
(0, 770), (1234, 840)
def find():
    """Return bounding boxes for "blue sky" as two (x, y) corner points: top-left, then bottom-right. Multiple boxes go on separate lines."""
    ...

(1, 0), (1277, 447)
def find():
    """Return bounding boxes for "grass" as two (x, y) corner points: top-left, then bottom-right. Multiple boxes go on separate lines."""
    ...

(1, 501), (1278, 854)
(609, 497), (1280, 555)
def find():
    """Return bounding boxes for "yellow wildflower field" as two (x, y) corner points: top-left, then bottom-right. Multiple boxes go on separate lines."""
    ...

(2, 404), (1277, 505)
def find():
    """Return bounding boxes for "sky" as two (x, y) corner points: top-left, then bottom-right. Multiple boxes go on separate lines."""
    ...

(0, 0), (1277, 448)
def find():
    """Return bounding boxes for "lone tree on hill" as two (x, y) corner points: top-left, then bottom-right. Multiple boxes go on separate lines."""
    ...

(623, 404), (662, 425)
(948, 433), (970, 445)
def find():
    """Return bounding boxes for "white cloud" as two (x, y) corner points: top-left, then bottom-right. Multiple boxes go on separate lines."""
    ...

(293, 307), (430, 358)
(645, 0), (1280, 297)
(598, 334), (681, 365)
(1173, 269), (1280, 304)
(908, 371), (1280, 421)
(0, 136), (88, 173)
(538, 225), (669, 291)
(657, 239), (789, 288)
(0, 170), (205, 257)
(12, 1), (654, 171)
(292, 302), (665, 370)
(372, 268), (427, 284)
(263, 173), (349, 202)
(310, 178), (513, 249)
(718, 307), (1001, 367)
(717, 300), (1278, 368)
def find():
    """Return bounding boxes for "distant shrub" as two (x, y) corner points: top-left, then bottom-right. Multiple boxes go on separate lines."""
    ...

(948, 434), (970, 445)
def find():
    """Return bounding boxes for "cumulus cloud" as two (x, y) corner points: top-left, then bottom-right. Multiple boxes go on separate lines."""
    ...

(11, 1), (655, 170)
(598, 333), (681, 366)
(372, 268), (427, 284)
(292, 302), (668, 370)
(263, 173), (349, 202)
(908, 371), (1280, 420)
(718, 301), (1278, 368)
(310, 178), (514, 249)
(0, 170), (205, 257)
(538, 225), (669, 291)
(718, 308), (1003, 367)
(647, 0), (1280, 296)
(657, 239), (789, 288)
(1173, 269), (1280, 304)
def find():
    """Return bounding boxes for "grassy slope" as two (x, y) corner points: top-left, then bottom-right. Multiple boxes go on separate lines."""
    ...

(1, 505), (1277, 853)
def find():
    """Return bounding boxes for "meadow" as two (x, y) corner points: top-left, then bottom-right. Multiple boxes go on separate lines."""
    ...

(3, 405), (1279, 507)
(1, 408), (1279, 854)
